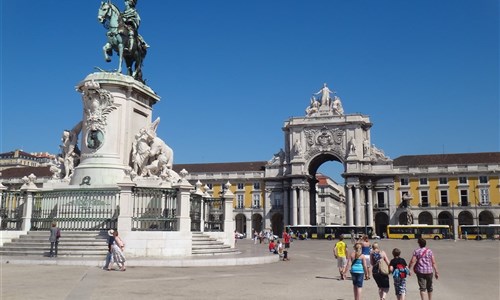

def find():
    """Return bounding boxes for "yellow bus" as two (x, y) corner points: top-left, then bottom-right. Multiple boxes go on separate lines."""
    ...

(287, 225), (374, 240)
(458, 225), (500, 240)
(386, 225), (451, 240)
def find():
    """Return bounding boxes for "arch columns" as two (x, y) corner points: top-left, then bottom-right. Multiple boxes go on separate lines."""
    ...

(291, 187), (298, 225)
(367, 185), (374, 228)
(298, 187), (305, 224)
(284, 187), (290, 226)
(346, 185), (354, 225)
(354, 185), (361, 225)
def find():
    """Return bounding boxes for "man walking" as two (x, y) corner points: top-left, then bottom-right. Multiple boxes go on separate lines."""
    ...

(334, 235), (348, 280)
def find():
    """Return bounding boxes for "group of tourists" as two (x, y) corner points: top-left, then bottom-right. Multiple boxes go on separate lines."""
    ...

(255, 228), (291, 261)
(334, 235), (439, 300)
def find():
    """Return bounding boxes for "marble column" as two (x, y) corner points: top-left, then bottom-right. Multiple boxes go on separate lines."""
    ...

(367, 186), (374, 228)
(346, 185), (353, 226)
(284, 188), (289, 226)
(303, 187), (310, 225)
(291, 187), (298, 226)
(298, 188), (305, 224)
(354, 185), (361, 226)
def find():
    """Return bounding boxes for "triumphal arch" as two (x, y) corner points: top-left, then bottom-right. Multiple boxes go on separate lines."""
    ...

(265, 83), (395, 229)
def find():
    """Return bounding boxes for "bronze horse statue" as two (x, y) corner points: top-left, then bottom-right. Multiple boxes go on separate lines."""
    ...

(97, 1), (146, 82)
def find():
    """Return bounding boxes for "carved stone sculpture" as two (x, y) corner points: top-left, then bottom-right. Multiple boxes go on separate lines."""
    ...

(331, 96), (344, 115)
(131, 117), (176, 181)
(371, 144), (390, 161)
(58, 122), (82, 180)
(314, 83), (335, 107)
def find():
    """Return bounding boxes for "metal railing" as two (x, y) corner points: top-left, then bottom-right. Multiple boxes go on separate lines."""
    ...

(203, 197), (224, 232)
(31, 189), (120, 231)
(0, 191), (23, 230)
(132, 187), (177, 231)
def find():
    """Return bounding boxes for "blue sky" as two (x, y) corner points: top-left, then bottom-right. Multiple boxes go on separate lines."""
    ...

(1, 1), (498, 170)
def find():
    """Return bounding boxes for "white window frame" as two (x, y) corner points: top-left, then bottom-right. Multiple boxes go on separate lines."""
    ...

(459, 189), (468, 206)
(440, 190), (448, 206)
(479, 188), (489, 205)
(420, 190), (429, 207)
(252, 194), (260, 208)
(237, 194), (244, 208)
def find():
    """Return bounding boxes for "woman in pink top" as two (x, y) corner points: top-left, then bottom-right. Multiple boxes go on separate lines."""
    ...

(408, 238), (439, 300)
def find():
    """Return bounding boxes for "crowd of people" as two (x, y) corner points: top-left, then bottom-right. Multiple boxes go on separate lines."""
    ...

(254, 228), (292, 261)
(334, 235), (439, 300)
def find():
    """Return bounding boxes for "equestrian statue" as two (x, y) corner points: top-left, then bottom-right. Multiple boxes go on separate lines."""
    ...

(97, 0), (148, 83)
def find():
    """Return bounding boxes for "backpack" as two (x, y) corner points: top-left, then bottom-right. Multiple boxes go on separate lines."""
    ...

(378, 259), (389, 275)
(395, 263), (408, 279)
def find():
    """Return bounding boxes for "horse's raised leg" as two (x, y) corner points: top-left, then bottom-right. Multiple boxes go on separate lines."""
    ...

(103, 43), (112, 62)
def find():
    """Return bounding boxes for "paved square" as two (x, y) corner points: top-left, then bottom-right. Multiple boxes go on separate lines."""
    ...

(1, 239), (498, 299)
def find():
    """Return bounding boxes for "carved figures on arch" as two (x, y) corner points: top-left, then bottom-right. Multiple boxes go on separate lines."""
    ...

(331, 96), (344, 115)
(305, 96), (320, 117)
(314, 83), (335, 107)
(267, 148), (286, 166)
(303, 127), (345, 158)
(370, 144), (390, 161)
(363, 139), (371, 157)
(293, 139), (302, 157)
(347, 137), (357, 157)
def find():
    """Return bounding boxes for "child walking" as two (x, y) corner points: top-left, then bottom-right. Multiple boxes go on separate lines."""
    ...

(389, 248), (410, 300)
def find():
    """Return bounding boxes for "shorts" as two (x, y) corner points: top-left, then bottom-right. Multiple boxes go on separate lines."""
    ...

(417, 273), (433, 292)
(373, 273), (390, 289)
(337, 257), (347, 268)
(285, 243), (290, 248)
(351, 272), (364, 288)
(393, 277), (407, 295)
(363, 255), (371, 267)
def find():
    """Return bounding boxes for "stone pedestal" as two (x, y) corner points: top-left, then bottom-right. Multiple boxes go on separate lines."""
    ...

(70, 72), (160, 186)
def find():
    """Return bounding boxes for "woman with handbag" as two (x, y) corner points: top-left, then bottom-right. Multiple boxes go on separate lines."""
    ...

(370, 242), (391, 300)
(408, 238), (439, 300)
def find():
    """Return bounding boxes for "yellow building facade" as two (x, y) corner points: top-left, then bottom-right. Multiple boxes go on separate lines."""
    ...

(392, 153), (500, 238)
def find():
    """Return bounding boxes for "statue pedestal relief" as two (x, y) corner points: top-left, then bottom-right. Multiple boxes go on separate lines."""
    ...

(70, 72), (159, 186)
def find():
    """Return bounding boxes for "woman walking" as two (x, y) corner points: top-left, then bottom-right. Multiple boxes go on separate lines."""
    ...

(108, 230), (126, 271)
(361, 235), (372, 279)
(370, 242), (390, 300)
(408, 238), (439, 300)
(347, 243), (368, 300)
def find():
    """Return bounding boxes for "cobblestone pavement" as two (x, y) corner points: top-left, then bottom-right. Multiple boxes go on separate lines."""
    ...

(1, 238), (499, 299)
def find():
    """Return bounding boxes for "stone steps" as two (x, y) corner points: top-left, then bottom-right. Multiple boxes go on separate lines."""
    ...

(0, 231), (108, 257)
(191, 232), (240, 256)
(1, 231), (241, 257)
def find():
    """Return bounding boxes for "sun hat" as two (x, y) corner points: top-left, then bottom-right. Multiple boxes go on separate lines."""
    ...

(108, 229), (115, 236)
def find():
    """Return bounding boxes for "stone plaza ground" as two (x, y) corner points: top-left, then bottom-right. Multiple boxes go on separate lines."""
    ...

(1, 238), (498, 300)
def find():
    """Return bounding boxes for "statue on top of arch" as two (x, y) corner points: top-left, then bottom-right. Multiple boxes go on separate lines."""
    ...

(305, 83), (344, 117)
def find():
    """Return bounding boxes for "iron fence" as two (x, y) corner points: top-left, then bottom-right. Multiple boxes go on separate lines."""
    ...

(0, 191), (23, 230)
(203, 197), (224, 232)
(31, 189), (119, 231)
(132, 187), (177, 231)
(190, 194), (202, 231)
